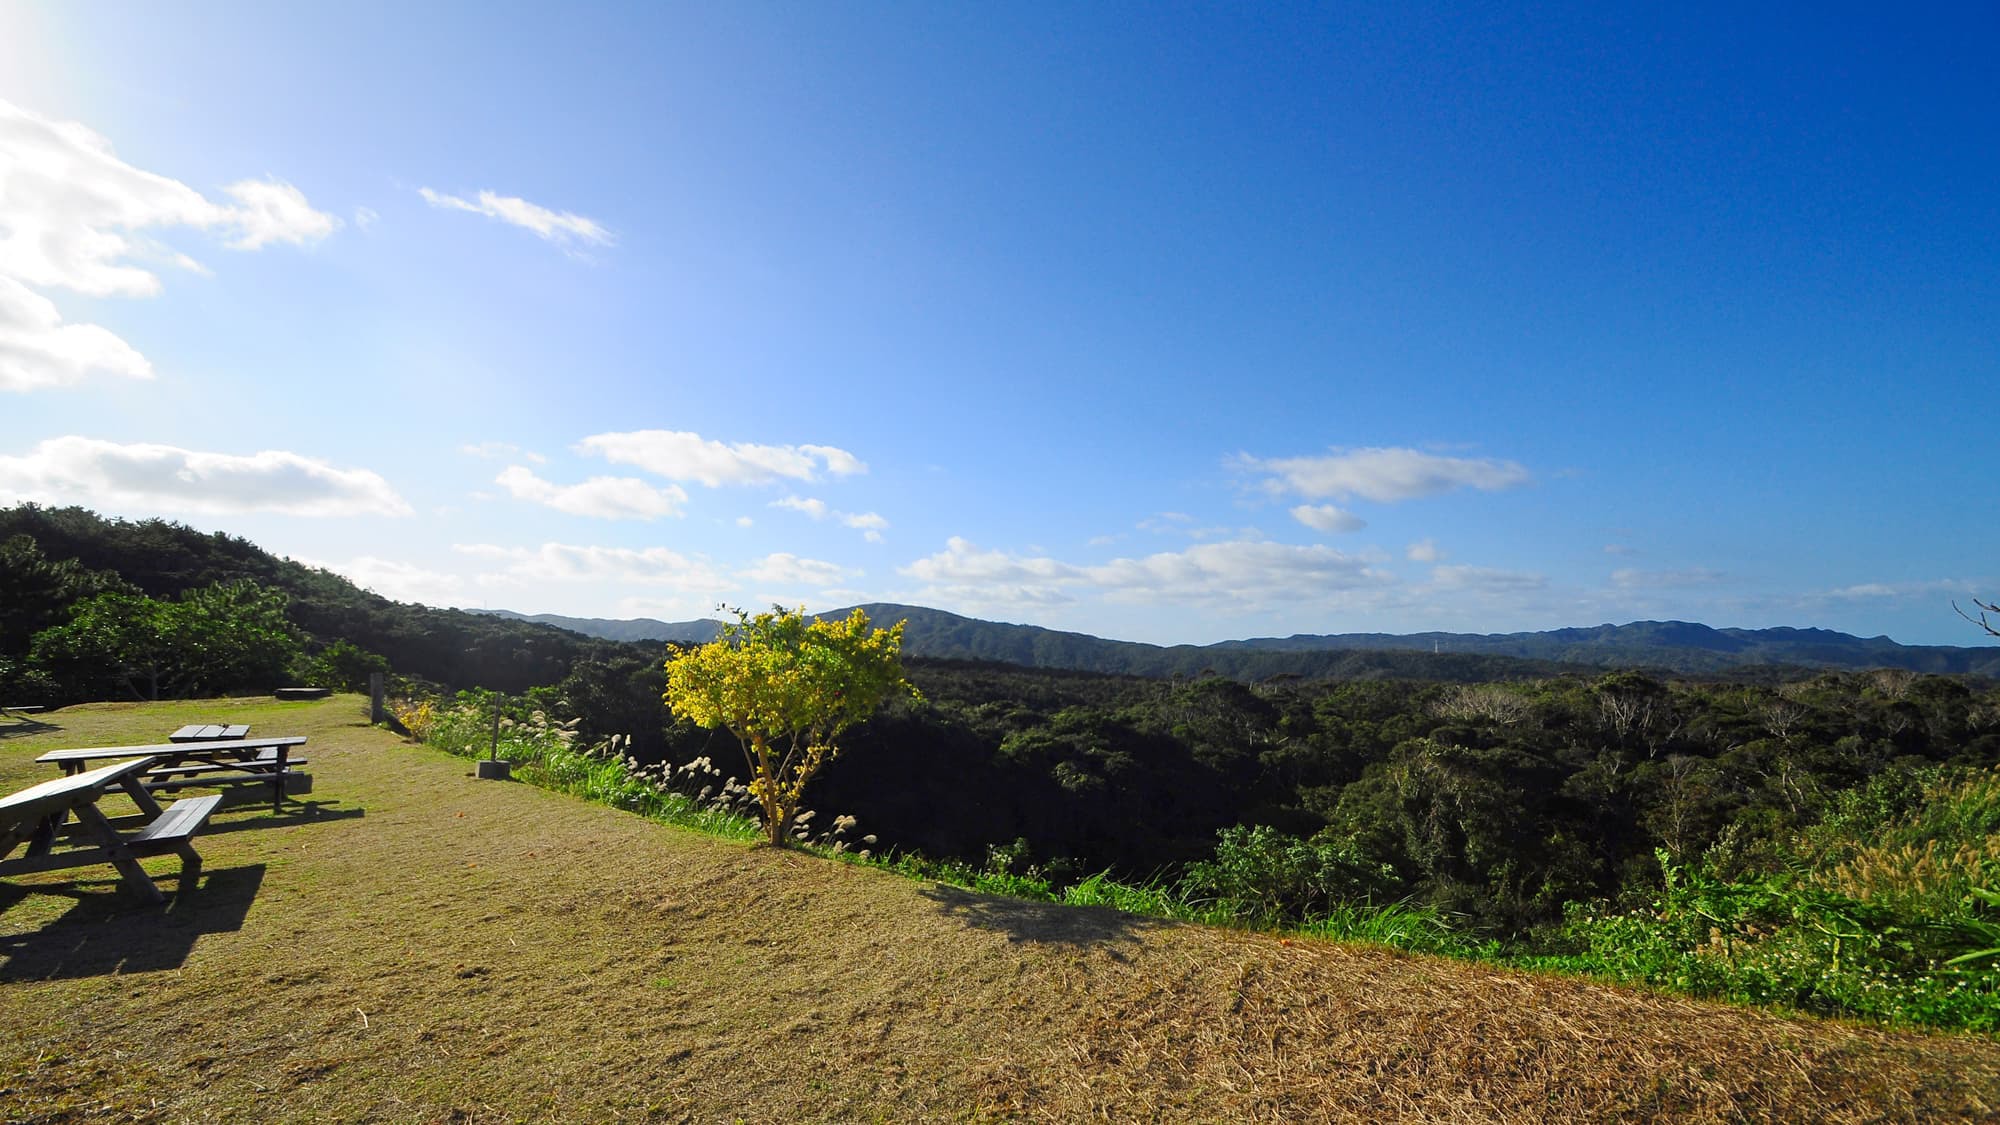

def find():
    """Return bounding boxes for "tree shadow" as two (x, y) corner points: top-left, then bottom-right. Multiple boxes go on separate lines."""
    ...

(918, 883), (1167, 955)
(0, 716), (58, 740)
(0, 863), (265, 980)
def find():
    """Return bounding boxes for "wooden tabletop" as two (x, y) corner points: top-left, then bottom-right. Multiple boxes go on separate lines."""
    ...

(37, 737), (306, 764)
(0, 758), (157, 821)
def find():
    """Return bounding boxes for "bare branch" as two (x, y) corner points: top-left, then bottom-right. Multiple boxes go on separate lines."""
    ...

(1954, 598), (2000, 637)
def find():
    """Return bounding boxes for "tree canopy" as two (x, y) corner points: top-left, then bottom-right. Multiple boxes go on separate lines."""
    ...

(664, 606), (916, 846)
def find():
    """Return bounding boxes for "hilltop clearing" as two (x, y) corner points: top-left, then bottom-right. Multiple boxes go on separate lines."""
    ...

(1, 698), (1996, 1122)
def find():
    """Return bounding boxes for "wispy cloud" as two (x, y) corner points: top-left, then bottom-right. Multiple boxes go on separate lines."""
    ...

(418, 187), (612, 251)
(1239, 446), (1530, 503)
(581, 430), (866, 487)
(742, 552), (855, 587)
(454, 541), (731, 592)
(769, 495), (889, 541)
(494, 465), (687, 520)
(0, 436), (410, 517)
(1289, 503), (1366, 533)
(1610, 567), (1726, 590)
(460, 441), (545, 463)
(0, 98), (338, 391)
(304, 555), (467, 607)
(902, 536), (1392, 611)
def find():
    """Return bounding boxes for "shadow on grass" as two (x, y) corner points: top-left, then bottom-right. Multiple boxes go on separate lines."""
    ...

(919, 883), (1166, 954)
(198, 800), (365, 838)
(0, 863), (265, 980)
(0, 718), (58, 740)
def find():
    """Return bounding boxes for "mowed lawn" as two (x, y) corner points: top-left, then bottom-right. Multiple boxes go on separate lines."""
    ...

(2, 698), (1997, 1123)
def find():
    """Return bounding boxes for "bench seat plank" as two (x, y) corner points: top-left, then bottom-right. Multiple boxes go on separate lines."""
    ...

(128, 795), (222, 849)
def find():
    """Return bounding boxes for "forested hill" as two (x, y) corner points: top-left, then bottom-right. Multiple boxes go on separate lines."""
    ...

(480, 609), (723, 645)
(497, 602), (2000, 679)
(0, 505), (640, 693)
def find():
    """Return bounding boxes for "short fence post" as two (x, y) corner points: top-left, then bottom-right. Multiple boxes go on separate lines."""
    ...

(369, 672), (386, 723)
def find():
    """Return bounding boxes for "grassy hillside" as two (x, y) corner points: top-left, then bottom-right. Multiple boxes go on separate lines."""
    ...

(2, 698), (1996, 1122)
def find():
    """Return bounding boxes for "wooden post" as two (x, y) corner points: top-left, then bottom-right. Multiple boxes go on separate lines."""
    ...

(368, 672), (386, 723)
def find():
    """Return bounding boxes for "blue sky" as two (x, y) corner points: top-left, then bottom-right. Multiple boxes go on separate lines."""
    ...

(2, 2), (1995, 645)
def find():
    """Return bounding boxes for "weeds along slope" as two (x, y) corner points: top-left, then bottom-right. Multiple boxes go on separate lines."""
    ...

(1, 696), (1996, 1122)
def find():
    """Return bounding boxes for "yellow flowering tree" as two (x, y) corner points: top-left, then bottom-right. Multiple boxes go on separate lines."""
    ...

(664, 605), (916, 846)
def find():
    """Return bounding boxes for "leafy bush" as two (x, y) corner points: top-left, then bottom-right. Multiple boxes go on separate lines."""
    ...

(294, 639), (391, 694)
(1182, 824), (1396, 924)
(1545, 851), (2000, 1032)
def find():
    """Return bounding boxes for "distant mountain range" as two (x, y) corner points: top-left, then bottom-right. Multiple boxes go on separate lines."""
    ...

(477, 605), (2000, 680)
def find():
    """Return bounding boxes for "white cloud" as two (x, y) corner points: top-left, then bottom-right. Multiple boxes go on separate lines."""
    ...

(0, 436), (411, 517)
(1289, 504), (1366, 533)
(418, 187), (612, 251)
(1610, 567), (1726, 590)
(1138, 512), (1196, 533)
(769, 497), (887, 543)
(353, 205), (379, 231)
(1240, 446), (1531, 503)
(0, 99), (337, 392)
(772, 495), (829, 519)
(742, 552), (855, 587)
(1603, 543), (1638, 556)
(1406, 538), (1443, 562)
(0, 276), (153, 391)
(459, 441), (545, 463)
(307, 556), (467, 607)
(1819, 578), (1975, 600)
(0, 100), (339, 297)
(454, 541), (732, 592)
(495, 465), (687, 520)
(901, 536), (1391, 611)
(578, 430), (867, 487)
(217, 178), (340, 249)
(903, 537), (1089, 588)
(735, 515), (754, 528)
(1088, 541), (1389, 607)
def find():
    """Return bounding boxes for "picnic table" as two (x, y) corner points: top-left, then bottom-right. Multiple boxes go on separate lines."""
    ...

(169, 723), (251, 743)
(39, 737), (309, 814)
(0, 757), (220, 904)
(1, 703), (46, 723)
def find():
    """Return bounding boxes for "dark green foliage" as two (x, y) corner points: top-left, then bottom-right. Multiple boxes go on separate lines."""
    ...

(0, 504), (643, 697)
(29, 580), (300, 700)
(1181, 824), (1396, 923)
(294, 638), (392, 693)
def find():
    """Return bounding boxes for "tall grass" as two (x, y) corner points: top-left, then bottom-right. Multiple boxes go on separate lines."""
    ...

(392, 693), (759, 842)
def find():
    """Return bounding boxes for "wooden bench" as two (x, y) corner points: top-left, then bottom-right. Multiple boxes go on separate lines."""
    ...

(0, 758), (221, 904)
(169, 723), (251, 743)
(1, 704), (47, 723)
(40, 737), (309, 815)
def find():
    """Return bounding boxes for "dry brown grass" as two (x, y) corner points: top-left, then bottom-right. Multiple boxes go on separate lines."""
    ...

(1, 698), (1995, 1122)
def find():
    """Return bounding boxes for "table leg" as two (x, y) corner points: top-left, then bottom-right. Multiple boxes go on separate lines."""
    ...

(273, 747), (288, 813)
(72, 801), (164, 905)
(117, 776), (166, 819)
